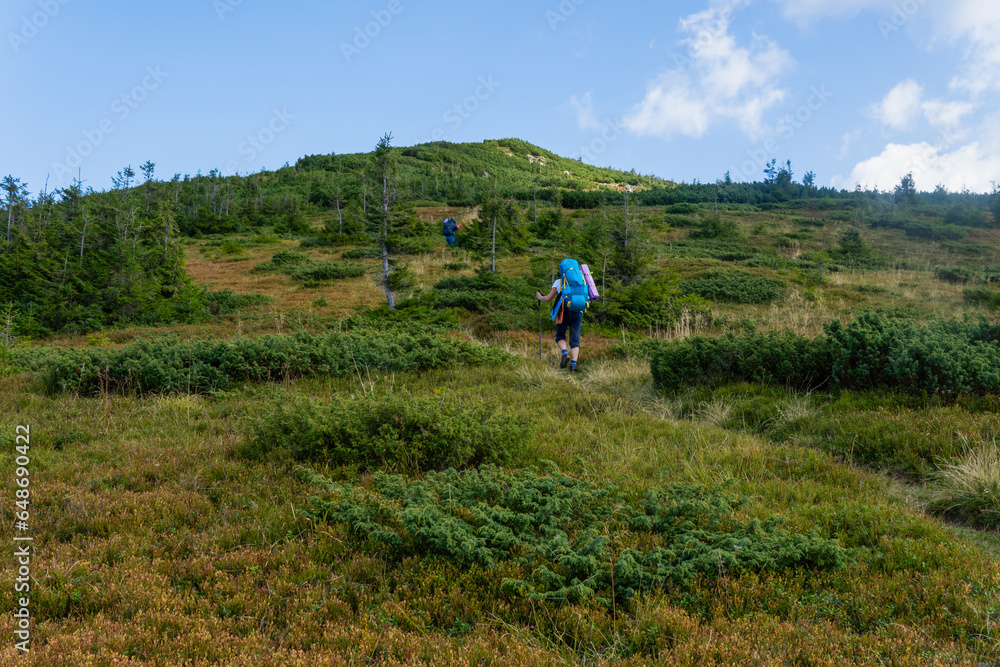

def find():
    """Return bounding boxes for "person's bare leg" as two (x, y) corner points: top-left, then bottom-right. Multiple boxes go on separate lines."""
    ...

(570, 347), (579, 361)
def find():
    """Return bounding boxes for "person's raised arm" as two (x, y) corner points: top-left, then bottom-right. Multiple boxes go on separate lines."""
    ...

(536, 287), (558, 302)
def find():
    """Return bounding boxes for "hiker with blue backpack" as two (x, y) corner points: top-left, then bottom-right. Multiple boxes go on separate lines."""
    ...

(536, 258), (599, 372)
(441, 217), (461, 246)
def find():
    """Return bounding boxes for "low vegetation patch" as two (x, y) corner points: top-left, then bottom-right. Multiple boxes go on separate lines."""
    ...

(302, 465), (847, 603)
(40, 327), (509, 395)
(963, 287), (1000, 310)
(679, 269), (785, 304)
(429, 273), (539, 331)
(251, 250), (366, 286)
(249, 393), (531, 472)
(870, 217), (969, 241)
(205, 289), (276, 316)
(651, 312), (1000, 397)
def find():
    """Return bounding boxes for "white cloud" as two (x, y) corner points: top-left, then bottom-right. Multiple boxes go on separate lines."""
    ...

(568, 91), (603, 131)
(921, 99), (976, 131)
(625, 5), (792, 140)
(835, 141), (1000, 192)
(623, 73), (711, 138)
(869, 79), (977, 136)
(937, 1), (1000, 94)
(870, 80), (923, 131)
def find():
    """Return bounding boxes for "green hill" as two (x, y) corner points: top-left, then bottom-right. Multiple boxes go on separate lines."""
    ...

(4, 137), (1000, 662)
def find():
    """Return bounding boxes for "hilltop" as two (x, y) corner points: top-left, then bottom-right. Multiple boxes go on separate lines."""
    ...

(297, 137), (670, 206)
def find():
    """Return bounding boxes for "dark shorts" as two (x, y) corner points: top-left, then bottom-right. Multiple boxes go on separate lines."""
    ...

(556, 309), (583, 349)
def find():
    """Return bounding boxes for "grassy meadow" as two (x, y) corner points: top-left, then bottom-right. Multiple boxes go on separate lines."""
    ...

(3, 199), (1000, 666)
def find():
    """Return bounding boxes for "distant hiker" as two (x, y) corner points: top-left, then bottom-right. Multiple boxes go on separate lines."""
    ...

(536, 258), (593, 372)
(441, 217), (461, 246)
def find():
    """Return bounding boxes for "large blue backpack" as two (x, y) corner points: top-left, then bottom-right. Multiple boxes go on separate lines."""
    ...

(551, 258), (590, 321)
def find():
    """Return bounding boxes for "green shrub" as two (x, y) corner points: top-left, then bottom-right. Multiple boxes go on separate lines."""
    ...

(869, 218), (968, 241)
(935, 266), (974, 284)
(664, 239), (757, 262)
(651, 312), (1000, 398)
(431, 273), (538, 331)
(679, 269), (785, 304)
(590, 275), (712, 331)
(288, 261), (367, 283)
(663, 203), (701, 215)
(650, 331), (830, 392)
(944, 203), (989, 228)
(250, 393), (532, 471)
(40, 328), (510, 395)
(302, 466), (847, 603)
(443, 262), (470, 271)
(662, 214), (699, 228)
(937, 266), (1000, 285)
(688, 218), (741, 240)
(205, 289), (276, 316)
(249, 231), (281, 245)
(270, 250), (309, 267)
(963, 287), (1000, 310)
(341, 248), (372, 259)
(824, 313), (1000, 396)
(941, 241), (990, 255)
(252, 250), (367, 284)
(218, 239), (245, 255)
(830, 229), (886, 269)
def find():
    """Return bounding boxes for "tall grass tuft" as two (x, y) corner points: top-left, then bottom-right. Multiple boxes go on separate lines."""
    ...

(929, 440), (1000, 528)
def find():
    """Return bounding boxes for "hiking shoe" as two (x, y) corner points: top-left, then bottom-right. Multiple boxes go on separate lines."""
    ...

(569, 362), (578, 372)
(560, 353), (570, 369)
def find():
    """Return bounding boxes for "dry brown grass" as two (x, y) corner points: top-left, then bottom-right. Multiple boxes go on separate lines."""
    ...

(183, 241), (385, 318)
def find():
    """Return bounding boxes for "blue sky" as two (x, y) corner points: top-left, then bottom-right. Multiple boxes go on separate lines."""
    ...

(3, 0), (999, 196)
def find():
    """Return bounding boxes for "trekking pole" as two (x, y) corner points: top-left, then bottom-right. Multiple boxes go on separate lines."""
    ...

(538, 298), (542, 361)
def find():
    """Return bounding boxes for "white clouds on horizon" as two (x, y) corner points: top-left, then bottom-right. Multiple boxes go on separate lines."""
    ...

(769, 0), (1000, 192)
(833, 141), (1000, 192)
(624, 4), (792, 140)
